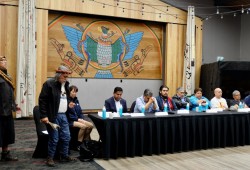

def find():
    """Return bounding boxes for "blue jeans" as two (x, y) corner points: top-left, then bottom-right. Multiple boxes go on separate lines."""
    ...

(47, 113), (71, 158)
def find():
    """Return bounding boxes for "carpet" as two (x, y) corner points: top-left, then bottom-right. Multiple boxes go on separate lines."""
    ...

(0, 119), (104, 170)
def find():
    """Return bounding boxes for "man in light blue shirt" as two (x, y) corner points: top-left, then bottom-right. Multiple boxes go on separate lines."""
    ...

(134, 89), (159, 113)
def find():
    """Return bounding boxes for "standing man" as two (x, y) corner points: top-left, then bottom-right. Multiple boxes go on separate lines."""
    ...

(134, 89), (159, 113)
(104, 87), (128, 113)
(172, 87), (192, 110)
(0, 56), (18, 161)
(156, 85), (177, 111)
(210, 88), (228, 109)
(39, 65), (77, 167)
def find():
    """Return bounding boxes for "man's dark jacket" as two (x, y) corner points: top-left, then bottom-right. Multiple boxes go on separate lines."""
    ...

(39, 78), (70, 121)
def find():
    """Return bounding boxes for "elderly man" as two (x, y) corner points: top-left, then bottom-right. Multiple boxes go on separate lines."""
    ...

(172, 87), (192, 110)
(134, 89), (159, 113)
(39, 65), (77, 167)
(210, 88), (228, 109)
(104, 87), (128, 113)
(229, 90), (244, 110)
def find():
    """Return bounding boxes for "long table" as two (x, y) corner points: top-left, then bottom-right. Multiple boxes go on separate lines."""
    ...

(88, 111), (250, 159)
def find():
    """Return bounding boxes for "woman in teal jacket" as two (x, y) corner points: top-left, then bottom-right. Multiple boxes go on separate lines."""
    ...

(190, 88), (210, 111)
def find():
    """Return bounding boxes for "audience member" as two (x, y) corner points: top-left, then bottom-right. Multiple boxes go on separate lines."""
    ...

(134, 89), (159, 113)
(104, 87), (128, 113)
(0, 56), (18, 161)
(210, 88), (228, 109)
(156, 85), (177, 111)
(39, 65), (77, 167)
(190, 88), (210, 111)
(66, 85), (93, 146)
(172, 87), (192, 110)
(229, 90), (244, 110)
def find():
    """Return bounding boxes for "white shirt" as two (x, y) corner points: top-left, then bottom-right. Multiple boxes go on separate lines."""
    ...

(58, 83), (67, 113)
(210, 97), (228, 109)
(114, 98), (121, 112)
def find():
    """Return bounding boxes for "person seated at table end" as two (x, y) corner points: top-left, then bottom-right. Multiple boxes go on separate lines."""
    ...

(229, 90), (244, 110)
(210, 88), (228, 110)
(134, 89), (159, 113)
(190, 88), (210, 111)
(172, 87), (192, 110)
(66, 85), (94, 145)
(104, 87), (128, 113)
(156, 85), (177, 112)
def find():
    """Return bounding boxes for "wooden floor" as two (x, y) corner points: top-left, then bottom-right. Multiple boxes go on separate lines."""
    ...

(91, 128), (250, 170)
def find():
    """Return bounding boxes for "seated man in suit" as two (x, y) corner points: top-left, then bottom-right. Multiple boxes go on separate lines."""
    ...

(104, 87), (128, 113)
(172, 87), (192, 110)
(134, 89), (159, 113)
(229, 90), (244, 110)
(210, 88), (228, 109)
(156, 85), (177, 111)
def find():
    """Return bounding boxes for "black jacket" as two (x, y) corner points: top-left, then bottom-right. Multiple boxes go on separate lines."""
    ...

(0, 69), (15, 116)
(172, 94), (192, 110)
(39, 78), (70, 121)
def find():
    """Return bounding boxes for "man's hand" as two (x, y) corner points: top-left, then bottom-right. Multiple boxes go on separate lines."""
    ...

(41, 117), (49, 124)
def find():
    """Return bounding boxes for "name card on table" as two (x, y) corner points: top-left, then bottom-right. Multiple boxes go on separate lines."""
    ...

(130, 113), (145, 117)
(98, 112), (121, 118)
(237, 108), (250, 112)
(206, 109), (218, 113)
(177, 110), (189, 114)
(155, 112), (168, 116)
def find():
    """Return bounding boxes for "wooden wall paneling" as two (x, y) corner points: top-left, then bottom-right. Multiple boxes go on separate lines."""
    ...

(0, 0), (19, 5)
(0, 6), (18, 87)
(36, 9), (48, 104)
(35, 0), (187, 24)
(195, 18), (203, 88)
(165, 23), (186, 97)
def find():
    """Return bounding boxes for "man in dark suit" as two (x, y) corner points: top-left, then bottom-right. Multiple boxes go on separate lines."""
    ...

(104, 87), (128, 113)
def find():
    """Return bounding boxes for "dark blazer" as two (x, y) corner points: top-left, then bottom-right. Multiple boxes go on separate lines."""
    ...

(156, 96), (178, 111)
(39, 78), (70, 122)
(104, 97), (128, 113)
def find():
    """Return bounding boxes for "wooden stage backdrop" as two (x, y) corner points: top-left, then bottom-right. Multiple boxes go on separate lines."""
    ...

(0, 0), (202, 113)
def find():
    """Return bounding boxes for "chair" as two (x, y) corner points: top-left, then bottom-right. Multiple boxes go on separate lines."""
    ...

(32, 106), (49, 158)
(130, 101), (136, 113)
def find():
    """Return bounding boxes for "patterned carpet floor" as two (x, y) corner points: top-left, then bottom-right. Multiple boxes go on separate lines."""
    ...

(0, 119), (103, 170)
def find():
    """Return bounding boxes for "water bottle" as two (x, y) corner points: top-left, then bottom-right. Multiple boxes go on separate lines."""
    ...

(205, 103), (208, 110)
(141, 106), (145, 114)
(102, 106), (106, 119)
(164, 103), (168, 112)
(239, 102), (243, 109)
(198, 103), (202, 112)
(186, 103), (190, 110)
(119, 105), (123, 117)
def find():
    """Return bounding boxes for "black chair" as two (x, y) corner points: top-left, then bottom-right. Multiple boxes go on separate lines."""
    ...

(32, 106), (49, 158)
(130, 101), (136, 113)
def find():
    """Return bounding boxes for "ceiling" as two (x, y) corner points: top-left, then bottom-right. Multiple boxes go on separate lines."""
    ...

(215, 0), (250, 10)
